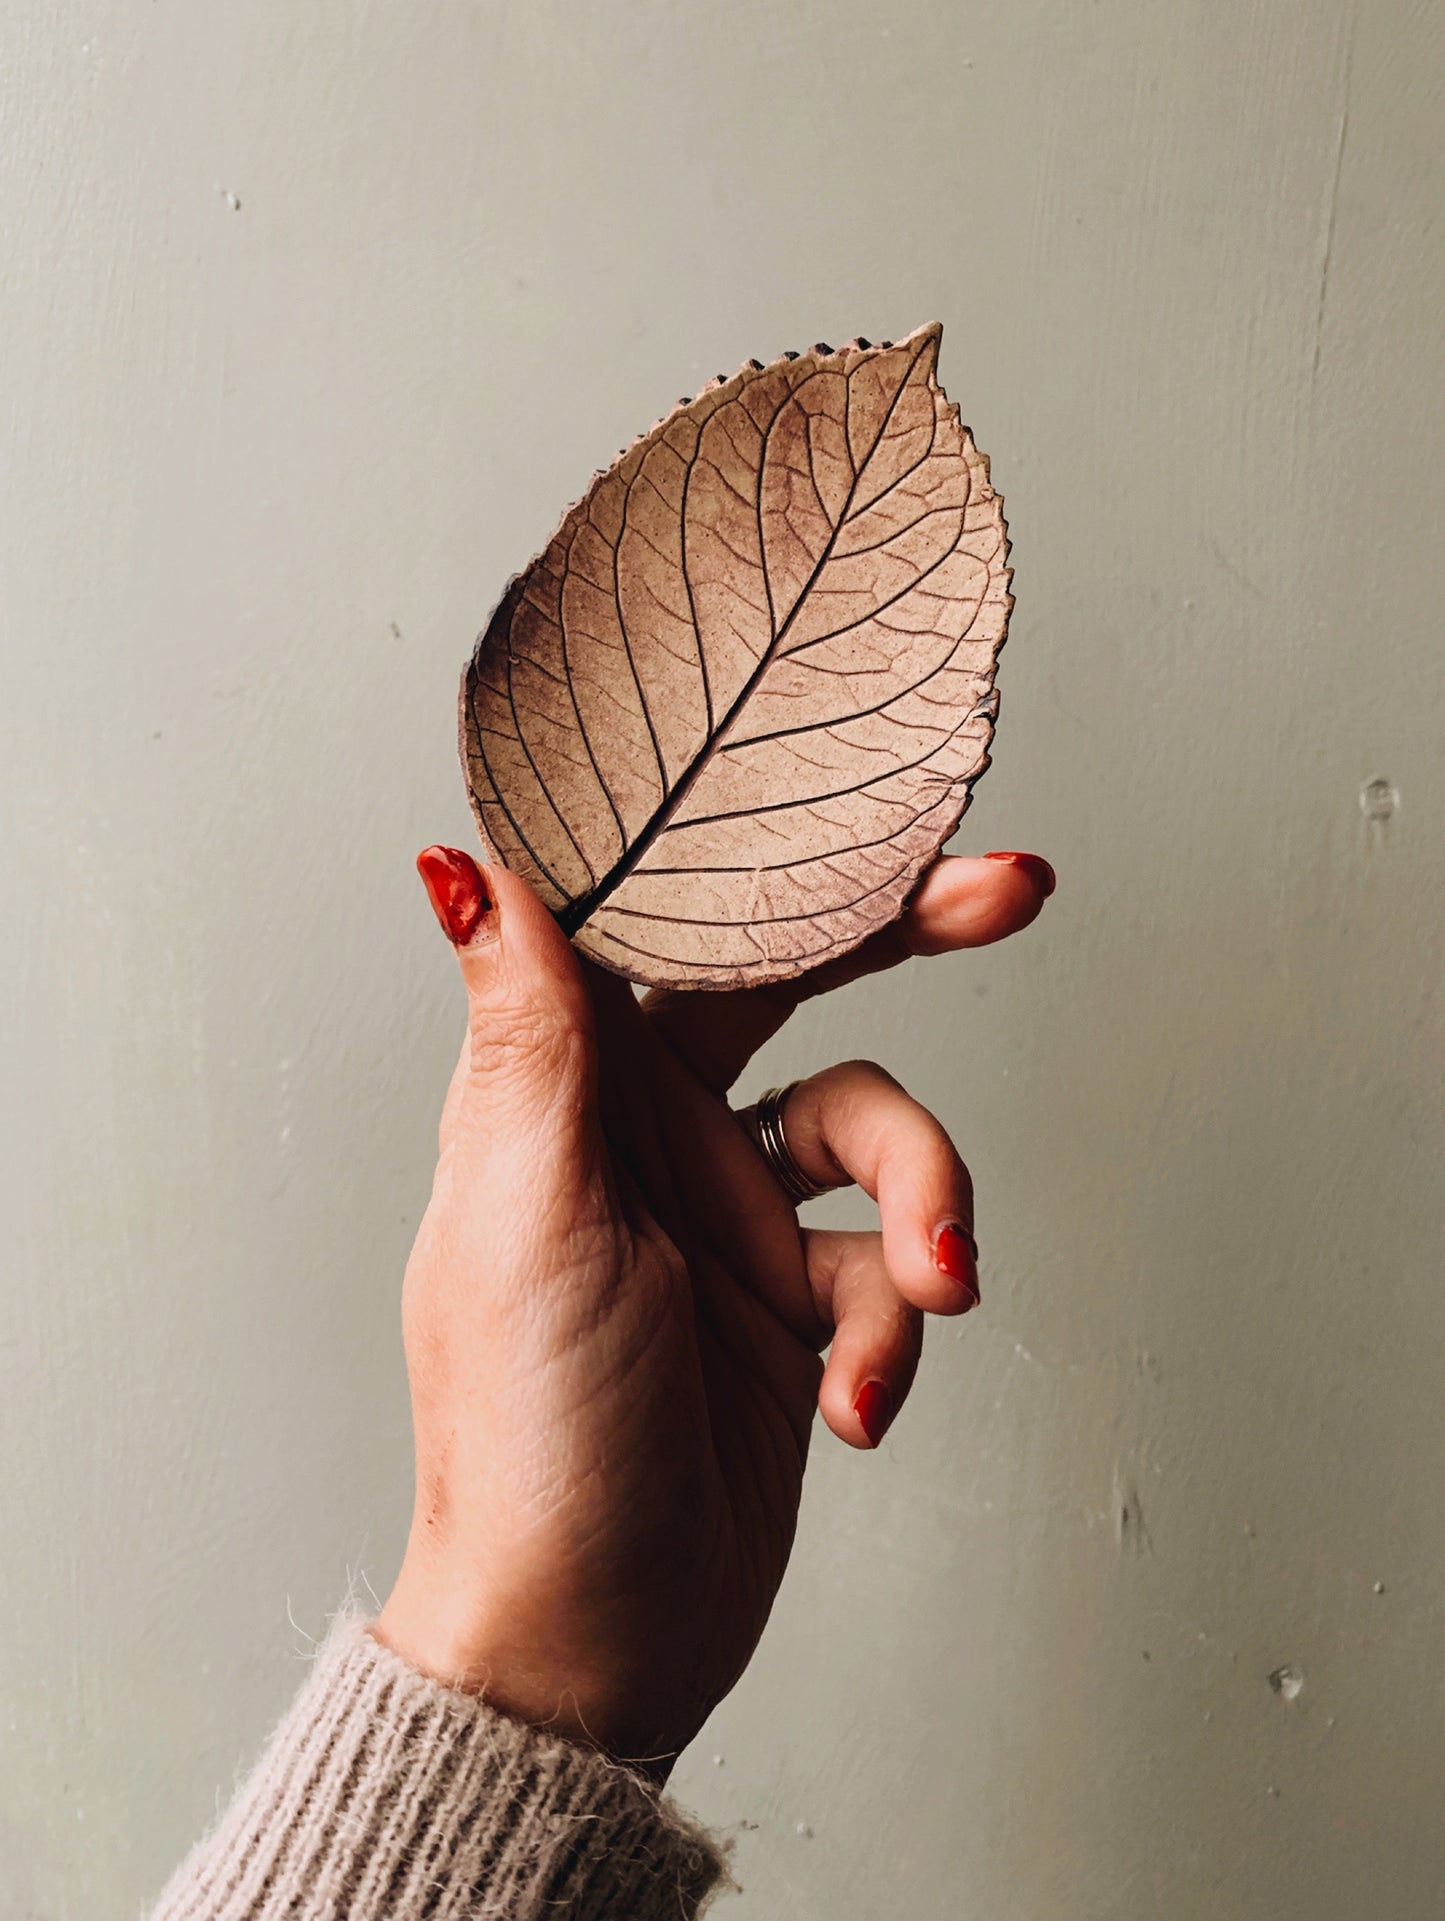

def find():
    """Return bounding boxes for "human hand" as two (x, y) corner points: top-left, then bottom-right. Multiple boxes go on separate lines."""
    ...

(375, 845), (1054, 1772)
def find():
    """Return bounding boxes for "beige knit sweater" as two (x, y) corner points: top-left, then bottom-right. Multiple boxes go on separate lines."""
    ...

(150, 1616), (730, 1918)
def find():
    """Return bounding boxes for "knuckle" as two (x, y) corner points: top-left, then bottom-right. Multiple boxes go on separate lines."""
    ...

(878, 1294), (922, 1353)
(830, 1057), (900, 1093)
(467, 996), (590, 1086)
(810, 1060), (902, 1135)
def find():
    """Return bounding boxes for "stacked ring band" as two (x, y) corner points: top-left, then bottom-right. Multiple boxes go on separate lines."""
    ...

(754, 1082), (835, 1206)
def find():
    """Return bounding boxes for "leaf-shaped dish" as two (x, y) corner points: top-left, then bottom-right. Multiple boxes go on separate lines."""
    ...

(461, 323), (1011, 989)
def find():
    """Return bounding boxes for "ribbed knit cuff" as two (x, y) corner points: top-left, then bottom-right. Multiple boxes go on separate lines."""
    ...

(150, 1614), (730, 1920)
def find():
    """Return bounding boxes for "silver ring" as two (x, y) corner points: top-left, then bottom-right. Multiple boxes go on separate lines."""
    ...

(754, 1082), (834, 1206)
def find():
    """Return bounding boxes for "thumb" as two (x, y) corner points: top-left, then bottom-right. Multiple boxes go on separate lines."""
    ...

(416, 846), (597, 1160)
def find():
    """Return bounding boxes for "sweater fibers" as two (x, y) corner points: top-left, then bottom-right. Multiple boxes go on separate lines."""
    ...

(150, 1615), (730, 1918)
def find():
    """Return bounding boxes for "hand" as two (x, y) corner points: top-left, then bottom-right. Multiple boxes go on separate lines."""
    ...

(375, 845), (1054, 1772)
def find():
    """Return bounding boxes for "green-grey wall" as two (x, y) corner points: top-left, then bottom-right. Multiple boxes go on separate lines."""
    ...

(2, 3), (1441, 1915)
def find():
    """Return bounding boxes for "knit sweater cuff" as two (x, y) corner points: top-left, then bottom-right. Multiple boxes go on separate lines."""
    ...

(150, 1614), (730, 1920)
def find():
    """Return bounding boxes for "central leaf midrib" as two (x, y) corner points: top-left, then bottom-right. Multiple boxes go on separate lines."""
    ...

(556, 340), (926, 937)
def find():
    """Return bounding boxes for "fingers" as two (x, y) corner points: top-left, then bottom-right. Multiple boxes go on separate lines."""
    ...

(766, 1061), (980, 1318)
(892, 848), (1055, 958)
(416, 848), (599, 1172)
(644, 850), (1055, 1093)
(805, 1229), (923, 1449)
(795, 1054), (983, 1451)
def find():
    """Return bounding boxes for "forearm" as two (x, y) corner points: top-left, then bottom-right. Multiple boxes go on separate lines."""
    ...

(149, 1615), (728, 1921)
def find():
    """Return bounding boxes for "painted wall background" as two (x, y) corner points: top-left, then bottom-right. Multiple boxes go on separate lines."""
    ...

(2, 2), (1442, 1915)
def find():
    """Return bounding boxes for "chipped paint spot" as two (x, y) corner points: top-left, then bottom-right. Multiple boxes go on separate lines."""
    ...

(1268, 1664), (1304, 1702)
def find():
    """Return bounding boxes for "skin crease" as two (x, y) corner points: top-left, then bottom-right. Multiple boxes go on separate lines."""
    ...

(376, 849), (1052, 1780)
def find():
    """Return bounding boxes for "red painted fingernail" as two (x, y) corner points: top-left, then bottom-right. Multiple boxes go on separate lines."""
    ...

(935, 1222), (980, 1307)
(984, 851), (1056, 898)
(416, 846), (494, 946)
(854, 1379), (893, 1448)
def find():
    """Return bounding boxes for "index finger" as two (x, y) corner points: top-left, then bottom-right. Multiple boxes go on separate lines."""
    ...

(641, 850), (1055, 1094)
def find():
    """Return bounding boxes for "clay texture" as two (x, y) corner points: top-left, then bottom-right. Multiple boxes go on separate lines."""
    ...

(461, 326), (1011, 987)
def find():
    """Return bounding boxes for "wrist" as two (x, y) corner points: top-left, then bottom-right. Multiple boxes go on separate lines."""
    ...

(374, 1550), (677, 1784)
